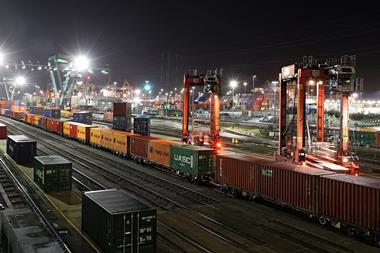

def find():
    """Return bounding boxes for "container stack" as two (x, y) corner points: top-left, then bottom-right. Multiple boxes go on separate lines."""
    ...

(73, 111), (92, 125)
(44, 108), (61, 119)
(7, 135), (37, 164)
(113, 102), (131, 131)
(82, 189), (156, 253)
(33, 155), (72, 193)
(29, 106), (45, 115)
(133, 116), (150, 135)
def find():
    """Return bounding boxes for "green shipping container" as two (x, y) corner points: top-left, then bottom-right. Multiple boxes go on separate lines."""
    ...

(170, 144), (215, 177)
(33, 155), (72, 193)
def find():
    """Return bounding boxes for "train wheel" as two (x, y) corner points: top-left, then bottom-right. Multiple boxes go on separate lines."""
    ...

(319, 216), (327, 226)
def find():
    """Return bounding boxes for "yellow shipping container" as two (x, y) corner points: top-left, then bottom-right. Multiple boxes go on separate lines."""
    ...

(148, 139), (179, 167)
(63, 121), (71, 136)
(100, 128), (113, 150)
(77, 124), (96, 143)
(113, 130), (135, 155)
(33, 115), (40, 127)
(90, 127), (102, 147)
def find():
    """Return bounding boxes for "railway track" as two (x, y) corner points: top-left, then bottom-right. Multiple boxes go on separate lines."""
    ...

(0, 153), (72, 253)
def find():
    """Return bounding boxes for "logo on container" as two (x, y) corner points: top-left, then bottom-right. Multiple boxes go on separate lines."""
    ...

(174, 154), (193, 168)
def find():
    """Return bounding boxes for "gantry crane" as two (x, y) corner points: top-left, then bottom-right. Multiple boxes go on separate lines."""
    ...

(181, 69), (222, 153)
(278, 59), (360, 174)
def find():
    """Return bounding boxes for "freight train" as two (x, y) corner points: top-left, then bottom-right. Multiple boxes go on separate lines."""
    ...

(1, 109), (379, 246)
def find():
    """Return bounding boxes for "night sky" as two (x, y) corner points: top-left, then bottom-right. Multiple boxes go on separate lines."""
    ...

(1, 1), (380, 96)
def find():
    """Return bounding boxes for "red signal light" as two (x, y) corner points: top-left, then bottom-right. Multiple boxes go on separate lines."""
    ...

(216, 142), (222, 148)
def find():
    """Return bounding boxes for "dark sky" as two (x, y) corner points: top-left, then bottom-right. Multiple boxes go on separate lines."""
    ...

(1, 1), (380, 96)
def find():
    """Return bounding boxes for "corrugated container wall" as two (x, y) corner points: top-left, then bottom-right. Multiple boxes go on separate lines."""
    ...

(100, 128), (113, 150)
(77, 124), (96, 143)
(73, 111), (92, 125)
(130, 135), (156, 159)
(90, 127), (102, 147)
(0, 123), (7, 139)
(113, 131), (135, 155)
(82, 189), (156, 253)
(148, 139), (178, 167)
(44, 108), (61, 119)
(171, 144), (215, 177)
(133, 117), (150, 135)
(113, 102), (132, 117)
(29, 106), (45, 115)
(113, 116), (131, 131)
(33, 155), (72, 193)
(318, 174), (380, 233)
(7, 135), (37, 164)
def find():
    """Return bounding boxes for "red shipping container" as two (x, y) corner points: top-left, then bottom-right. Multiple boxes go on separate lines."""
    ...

(70, 122), (79, 139)
(0, 123), (7, 139)
(113, 103), (131, 117)
(47, 118), (54, 132)
(376, 132), (380, 147)
(54, 119), (65, 135)
(216, 153), (333, 212)
(318, 174), (380, 232)
(129, 135), (157, 159)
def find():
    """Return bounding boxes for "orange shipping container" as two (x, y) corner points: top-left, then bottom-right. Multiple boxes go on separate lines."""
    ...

(148, 139), (179, 167)
(33, 115), (40, 126)
(100, 128), (113, 150)
(90, 127), (102, 147)
(113, 130), (135, 155)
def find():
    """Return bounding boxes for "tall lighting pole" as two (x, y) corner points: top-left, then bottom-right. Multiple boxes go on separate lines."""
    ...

(252, 75), (256, 92)
(229, 80), (238, 110)
(243, 82), (247, 94)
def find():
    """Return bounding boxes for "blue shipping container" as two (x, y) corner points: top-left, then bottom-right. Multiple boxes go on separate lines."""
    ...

(44, 108), (61, 119)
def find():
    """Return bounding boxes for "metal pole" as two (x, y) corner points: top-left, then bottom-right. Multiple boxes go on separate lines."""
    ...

(232, 88), (235, 110)
(252, 75), (256, 91)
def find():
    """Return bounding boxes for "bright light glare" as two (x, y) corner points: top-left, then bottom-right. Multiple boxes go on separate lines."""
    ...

(135, 89), (141, 95)
(352, 93), (358, 99)
(0, 52), (4, 65)
(144, 84), (151, 91)
(15, 76), (26, 86)
(133, 97), (141, 103)
(229, 80), (238, 89)
(73, 55), (90, 71)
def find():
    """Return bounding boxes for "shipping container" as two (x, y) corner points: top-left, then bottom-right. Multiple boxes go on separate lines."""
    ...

(61, 110), (72, 118)
(82, 189), (156, 253)
(103, 112), (113, 123)
(148, 139), (178, 167)
(26, 113), (36, 125)
(113, 102), (132, 117)
(113, 131), (135, 156)
(318, 174), (380, 232)
(70, 122), (80, 139)
(47, 118), (66, 135)
(215, 153), (333, 209)
(11, 105), (27, 112)
(38, 116), (47, 130)
(12, 111), (25, 121)
(171, 144), (215, 178)
(0, 123), (7, 139)
(1, 109), (12, 117)
(77, 124), (96, 143)
(129, 135), (156, 160)
(100, 128), (113, 150)
(33, 114), (40, 127)
(33, 155), (72, 193)
(44, 108), (61, 119)
(29, 106), (45, 115)
(90, 127), (102, 147)
(0, 100), (9, 109)
(73, 111), (92, 125)
(63, 121), (71, 137)
(113, 116), (131, 131)
(7, 135), (37, 164)
(133, 116), (150, 135)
